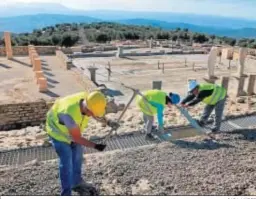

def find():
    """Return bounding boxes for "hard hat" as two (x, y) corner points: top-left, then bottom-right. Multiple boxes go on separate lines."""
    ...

(188, 80), (198, 92)
(86, 91), (107, 117)
(169, 93), (180, 105)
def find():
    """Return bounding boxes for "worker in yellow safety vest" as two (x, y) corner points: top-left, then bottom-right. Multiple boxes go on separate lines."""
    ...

(136, 90), (181, 139)
(181, 80), (227, 133)
(45, 91), (118, 196)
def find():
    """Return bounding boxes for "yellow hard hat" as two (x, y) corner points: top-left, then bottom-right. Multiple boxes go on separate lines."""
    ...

(86, 91), (107, 117)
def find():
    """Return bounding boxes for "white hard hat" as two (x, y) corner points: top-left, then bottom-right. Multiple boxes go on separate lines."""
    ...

(188, 80), (198, 92)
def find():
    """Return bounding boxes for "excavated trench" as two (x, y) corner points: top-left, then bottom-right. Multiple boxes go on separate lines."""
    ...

(0, 114), (256, 167)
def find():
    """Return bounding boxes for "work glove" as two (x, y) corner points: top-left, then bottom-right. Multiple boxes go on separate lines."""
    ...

(94, 144), (107, 151)
(107, 120), (120, 130)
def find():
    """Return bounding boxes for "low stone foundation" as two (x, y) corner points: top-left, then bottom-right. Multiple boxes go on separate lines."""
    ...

(0, 98), (124, 131)
(56, 50), (73, 70)
(0, 46), (56, 56)
(0, 101), (54, 131)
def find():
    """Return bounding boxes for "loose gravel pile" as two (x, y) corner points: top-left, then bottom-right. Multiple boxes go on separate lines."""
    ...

(1, 129), (256, 196)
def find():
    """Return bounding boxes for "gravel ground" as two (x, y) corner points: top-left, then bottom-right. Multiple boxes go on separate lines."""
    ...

(1, 129), (256, 196)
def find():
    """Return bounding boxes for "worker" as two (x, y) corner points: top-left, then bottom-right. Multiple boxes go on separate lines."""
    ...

(180, 80), (227, 133)
(45, 91), (118, 196)
(136, 90), (181, 139)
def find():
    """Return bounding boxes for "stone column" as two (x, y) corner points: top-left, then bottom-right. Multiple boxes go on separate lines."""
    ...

(149, 38), (153, 49)
(38, 78), (48, 92)
(217, 47), (222, 64)
(237, 48), (247, 77)
(236, 76), (246, 97)
(35, 71), (45, 84)
(4, 32), (13, 59)
(88, 67), (98, 82)
(207, 46), (218, 79)
(116, 46), (123, 58)
(30, 50), (37, 65)
(162, 63), (165, 74)
(33, 58), (42, 72)
(247, 74), (256, 96)
(221, 76), (229, 90)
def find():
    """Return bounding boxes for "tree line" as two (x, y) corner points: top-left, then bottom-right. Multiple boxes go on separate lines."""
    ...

(0, 22), (255, 48)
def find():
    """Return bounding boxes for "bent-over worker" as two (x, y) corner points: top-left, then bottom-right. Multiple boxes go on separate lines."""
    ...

(181, 80), (227, 133)
(136, 89), (181, 139)
(45, 91), (117, 196)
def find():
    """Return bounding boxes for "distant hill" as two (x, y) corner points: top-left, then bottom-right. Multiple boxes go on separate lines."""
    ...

(0, 14), (101, 33)
(120, 19), (256, 38)
(1, 3), (256, 29)
(0, 14), (255, 38)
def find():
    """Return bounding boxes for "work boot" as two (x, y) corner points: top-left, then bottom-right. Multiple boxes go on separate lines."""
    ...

(210, 127), (219, 134)
(196, 119), (205, 127)
(145, 133), (154, 140)
(72, 181), (97, 196)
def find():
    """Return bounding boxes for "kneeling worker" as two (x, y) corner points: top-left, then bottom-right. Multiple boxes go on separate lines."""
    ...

(45, 91), (117, 196)
(136, 89), (181, 139)
(181, 80), (227, 133)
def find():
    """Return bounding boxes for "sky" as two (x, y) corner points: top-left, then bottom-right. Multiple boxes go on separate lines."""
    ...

(1, 0), (256, 19)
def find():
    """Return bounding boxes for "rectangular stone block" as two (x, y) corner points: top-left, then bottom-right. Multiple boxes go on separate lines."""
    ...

(38, 78), (48, 92)
(33, 58), (42, 72)
(237, 48), (247, 77)
(4, 32), (13, 59)
(31, 53), (39, 67)
(233, 51), (239, 60)
(222, 48), (233, 60)
(29, 50), (37, 60)
(221, 76), (229, 91)
(236, 76), (246, 97)
(35, 71), (45, 84)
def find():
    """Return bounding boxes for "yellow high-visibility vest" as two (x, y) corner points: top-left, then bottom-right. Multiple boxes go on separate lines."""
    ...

(45, 92), (90, 144)
(199, 83), (226, 105)
(136, 90), (166, 116)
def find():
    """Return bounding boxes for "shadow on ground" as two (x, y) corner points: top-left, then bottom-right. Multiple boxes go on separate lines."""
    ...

(122, 56), (136, 61)
(43, 90), (60, 98)
(10, 58), (31, 67)
(46, 77), (59, 84)
(170, 139), (233, 150)
(0, 63), (11, 69)
(42, 66), (51, 71)
(44, 71), (55, 77)
(42, 63), (48, 66)
(226, 128), (256, 142)
(47, 83), (55, 89)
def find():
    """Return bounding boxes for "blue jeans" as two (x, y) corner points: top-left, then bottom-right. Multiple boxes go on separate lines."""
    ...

(50, 137), (84, 196)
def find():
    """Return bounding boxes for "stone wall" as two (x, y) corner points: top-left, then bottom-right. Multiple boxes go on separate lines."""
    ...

(0, 101), (54, 131)
(0, 46), (56, 56)
(0, 98), (124, 131)
(56, 50), (73, 70)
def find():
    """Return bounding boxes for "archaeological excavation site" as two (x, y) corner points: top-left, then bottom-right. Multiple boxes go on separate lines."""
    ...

(1, 30), (256, 196)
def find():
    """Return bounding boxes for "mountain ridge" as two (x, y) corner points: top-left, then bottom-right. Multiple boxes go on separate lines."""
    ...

(0, 14), (255, 38)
